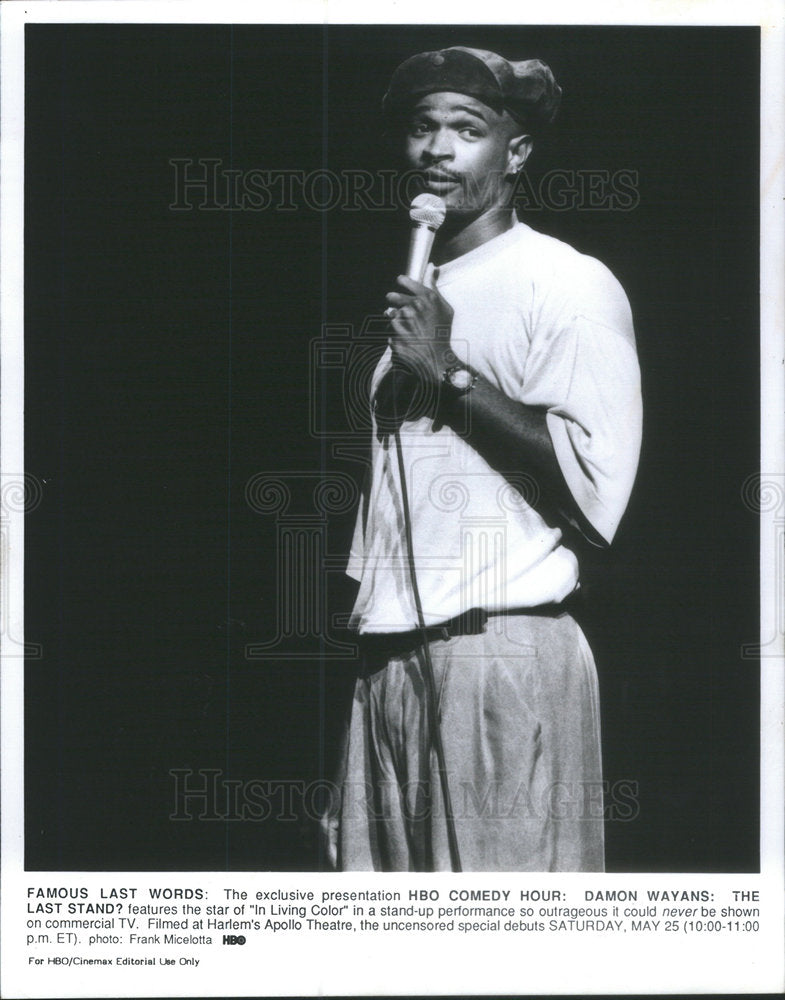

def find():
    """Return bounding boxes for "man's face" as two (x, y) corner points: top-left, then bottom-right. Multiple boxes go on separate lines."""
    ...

(402, 91), (527, 216)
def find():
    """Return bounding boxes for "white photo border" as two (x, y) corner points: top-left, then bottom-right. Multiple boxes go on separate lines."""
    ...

(2, 1), (783, 997)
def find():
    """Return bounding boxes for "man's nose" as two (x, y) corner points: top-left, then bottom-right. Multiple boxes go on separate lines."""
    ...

(422, 128), (454, 160)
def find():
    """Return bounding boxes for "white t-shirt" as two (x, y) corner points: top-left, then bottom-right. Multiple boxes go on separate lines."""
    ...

(347, 218), (642, 633)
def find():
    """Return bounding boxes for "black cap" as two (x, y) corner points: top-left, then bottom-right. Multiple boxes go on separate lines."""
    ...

(383, 46), (561, 129)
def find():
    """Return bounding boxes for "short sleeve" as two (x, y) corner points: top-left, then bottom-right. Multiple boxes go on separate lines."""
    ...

(521, 257), (642, 545)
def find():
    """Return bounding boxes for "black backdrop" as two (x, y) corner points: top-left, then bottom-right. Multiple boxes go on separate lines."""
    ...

(25, 24), (759, 871)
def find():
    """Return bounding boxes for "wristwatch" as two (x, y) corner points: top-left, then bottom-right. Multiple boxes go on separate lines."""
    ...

(442, 363), (477, 395)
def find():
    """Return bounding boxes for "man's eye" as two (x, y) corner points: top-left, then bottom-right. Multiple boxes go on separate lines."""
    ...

(408, 122), (431, 136)
(460, 127), (483, 138)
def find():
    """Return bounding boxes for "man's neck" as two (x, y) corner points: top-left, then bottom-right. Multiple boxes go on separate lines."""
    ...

(432, 205), (515, 265)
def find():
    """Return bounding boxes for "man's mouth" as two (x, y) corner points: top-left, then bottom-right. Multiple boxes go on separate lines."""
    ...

(422, 171), (461, 191)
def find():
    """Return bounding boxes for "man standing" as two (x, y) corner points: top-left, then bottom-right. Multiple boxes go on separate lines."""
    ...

(328, 46), (642, 871)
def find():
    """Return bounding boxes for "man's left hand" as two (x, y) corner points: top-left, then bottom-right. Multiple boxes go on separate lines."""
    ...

(385, 275), (455, 386)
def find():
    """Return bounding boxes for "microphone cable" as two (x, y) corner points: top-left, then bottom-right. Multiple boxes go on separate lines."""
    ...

(391, 395), (463, 873)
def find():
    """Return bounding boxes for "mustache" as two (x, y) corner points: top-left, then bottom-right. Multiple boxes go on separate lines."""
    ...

(417, 167), (463, 183)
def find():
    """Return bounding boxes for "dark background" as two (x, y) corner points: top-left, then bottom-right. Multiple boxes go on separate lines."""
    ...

(25, 24), (759, 871)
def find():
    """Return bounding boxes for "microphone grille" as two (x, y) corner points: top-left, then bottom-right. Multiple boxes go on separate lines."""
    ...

(409, 193), (447, 230)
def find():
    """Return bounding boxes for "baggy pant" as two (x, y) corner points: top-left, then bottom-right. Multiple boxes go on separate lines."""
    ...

(326, 612), (605, 872)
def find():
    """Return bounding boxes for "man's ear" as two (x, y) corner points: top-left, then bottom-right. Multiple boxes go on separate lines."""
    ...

(506, 134), (533, 176)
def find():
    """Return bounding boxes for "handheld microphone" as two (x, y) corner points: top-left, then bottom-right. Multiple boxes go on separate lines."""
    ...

(374, 194), (447, 439)
(405, 193), (447, 282)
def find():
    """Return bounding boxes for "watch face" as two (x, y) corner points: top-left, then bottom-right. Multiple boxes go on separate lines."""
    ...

(448, 366), (474, 391)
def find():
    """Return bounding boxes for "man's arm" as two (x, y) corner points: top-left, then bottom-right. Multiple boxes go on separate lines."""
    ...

(385, 274), (587, 531)
(439, 372), (582, 520)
